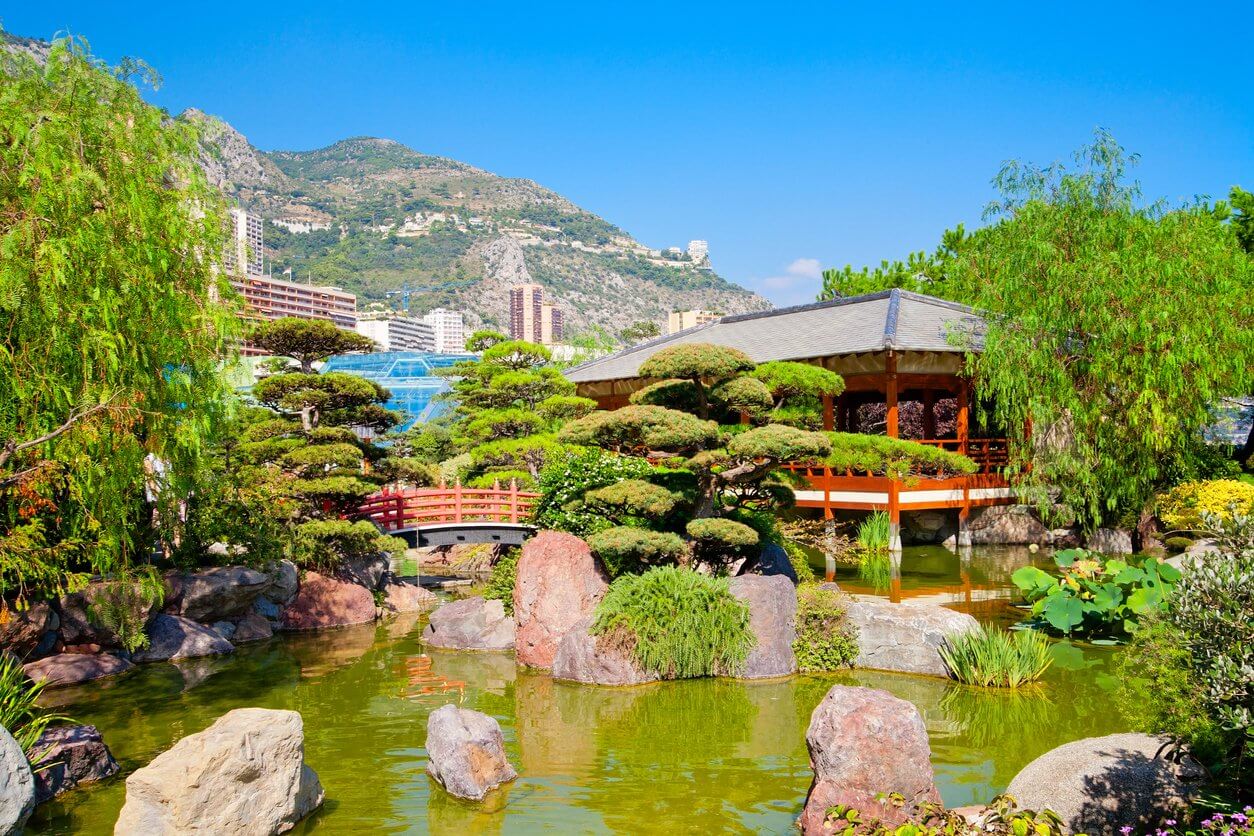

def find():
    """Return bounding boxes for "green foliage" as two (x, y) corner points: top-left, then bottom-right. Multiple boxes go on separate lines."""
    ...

(620, 320), (661, 344)
(0, 36), (239, 600)
(938, 627), (1053, 688)
(1223, 185), (1254, 254)
(825, 433), (978, 479)
(479, 340), (552, 370)
(250, 317), (376, 373)
(751, 361), (846, 406)
(1158, 479), (1254, 531)
(252, 372), (393, 430)
(469, 434), (564, 480)
(84, 573), (164, 653)
(728, 424), (831, 462)
(482, 547), (519, 616)
(459, 408), (546, 444)
(591, 567), (755, 679)
(856, 511), (891, 550)
(793, 584), (858, 672)
(465, 329), (508, 353)
(558, 405), (719, 455)
(711, 377), (773, 418)
(784, 540), (817, 582)
(0, 654), (71, 765)
(293, 519), (405, 573)
(638, 344), (755, 382)
(536, 395), (597, 423)
(587, 527), (687, 577)
(585, 480), (682, 523)
(821, 794), (1066, 836)
(532, 448), (656, 536)
(1011, 548), (1181, 637)
(465, 470), (535, 490)
(686, 518), (760, 571)
(629, 379), (700, 412)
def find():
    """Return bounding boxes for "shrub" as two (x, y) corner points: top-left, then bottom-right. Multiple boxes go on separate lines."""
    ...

(532, 448), (655, 536)
(750, 361), (845, 405)
(727, 423), (832, 462)
(482, 547), (519, 616)
(629, 379), (700, 412)
(686, 518), (760, 570)
(591, 567), (755, 678)
(587, 527), (687, 577)
(824, 432), (978, 479)
(793, 584), (858, 671)
(938, 627), (1053, 688)
(557, 405), (719, 455)
(711, 376), (773, 417)
(584, 480), (682, 523)
(465, 470), (536, 490)
(0, 655), (71, 764)
(85, 573), (164, 653)
(1164, 536), (1195, 553)
(1011, 548), (1181, 637)
(784, 540), (817, 582)
(1159, 479), (1254, 531)
(293, 519), (406, 573)
(637, 344), (754, 382)
(822, 795), (1066, 836)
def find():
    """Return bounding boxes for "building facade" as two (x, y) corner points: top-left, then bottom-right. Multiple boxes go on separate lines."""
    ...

(540, 302), (564, 344)
(510, 283), (564, 344)
(667, 309), (720, 334)
(422, 308), (467, 353)
(687, 239), (710, 263)
(225, 208), (265, 277)
(355, 316), (436, 352)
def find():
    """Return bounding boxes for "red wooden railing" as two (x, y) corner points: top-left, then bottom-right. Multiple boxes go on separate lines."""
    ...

(356, 482), (540, 532)
(912, 437), (1009, 474)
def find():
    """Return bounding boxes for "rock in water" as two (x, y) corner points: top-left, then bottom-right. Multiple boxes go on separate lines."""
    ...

(266, 560), (300, 605)
(230, 611), (274, 643)
(279, 571), (376, 631)
(513, 532), (607, 669)
(422, 597), (515, 651)
(382, 579), (439, 613)
(0, 725), (34, 834)
(799, 685), (939, 833)
(842, 597), (978, 677)
(1087, 527), (1134, 555)
(425, 704), (517, 801)
(23, 653), (133, 688)
(163, 566), (271, 622)
(727, 575), (796, 678)
(341, 554), (389, 591)
(30, 724), (120, 802)
(1005, 733), (1204, 834)
(550, 615), (658, 686)
(114, 707), (324, 835)
(132, 615), (235, 663)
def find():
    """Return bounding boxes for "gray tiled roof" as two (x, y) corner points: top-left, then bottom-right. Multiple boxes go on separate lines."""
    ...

(565, 289), (984, 383)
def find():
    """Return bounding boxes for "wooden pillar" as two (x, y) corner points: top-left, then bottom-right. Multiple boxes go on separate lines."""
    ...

(957, 377), (970, 456)
(888, 480), (902, 553)
(821, 394), (834, 431)
(922, 389), (936, 440)
(885, 351), (899, 439)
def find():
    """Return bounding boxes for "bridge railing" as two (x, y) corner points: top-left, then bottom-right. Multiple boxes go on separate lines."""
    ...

(357, 482), (540, 532)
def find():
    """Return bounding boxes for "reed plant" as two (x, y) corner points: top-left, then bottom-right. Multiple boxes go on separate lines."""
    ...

(856, 511), (891, 551)
(938, 627), (1053, 688)
(0, 654), (71, 766)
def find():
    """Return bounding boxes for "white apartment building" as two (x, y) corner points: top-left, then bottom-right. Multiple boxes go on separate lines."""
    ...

(355, 317), (436, 352)
(687, 239), (710, 263)
(422, 308), (467, 353)
(225, 207), (264, 277)
(668, 309), (720, 334)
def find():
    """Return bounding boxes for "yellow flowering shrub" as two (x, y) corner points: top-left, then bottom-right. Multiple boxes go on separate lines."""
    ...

(1158, 479), (1254, 530)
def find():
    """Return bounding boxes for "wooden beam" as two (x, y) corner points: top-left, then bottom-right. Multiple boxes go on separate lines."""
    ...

(957, 377), (970, 456)
(885, 351), (899, 439)
(822, 394), (834, 431)
(922, 389), (935, 439)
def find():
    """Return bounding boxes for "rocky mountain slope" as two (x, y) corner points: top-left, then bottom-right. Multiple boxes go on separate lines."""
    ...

(189, 112), (771, 335)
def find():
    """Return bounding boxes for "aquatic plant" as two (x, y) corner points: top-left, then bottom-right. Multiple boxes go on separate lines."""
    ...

(823, 794), (1066, 835)
(856, 511), (891, 551)
(938, 627), (1053, 688)
(792, 584), (858, 672)
(857, 550), (893, 592)
(0, 655), (71, 765)
(591, 566), (754, 679)
(1011, 548), (1180, 636)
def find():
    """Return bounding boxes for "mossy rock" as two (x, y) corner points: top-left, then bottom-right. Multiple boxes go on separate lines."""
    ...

(1163, 536), (1194, 553)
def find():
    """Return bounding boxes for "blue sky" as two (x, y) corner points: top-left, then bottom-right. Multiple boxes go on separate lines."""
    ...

(7, 3), (1252, 305)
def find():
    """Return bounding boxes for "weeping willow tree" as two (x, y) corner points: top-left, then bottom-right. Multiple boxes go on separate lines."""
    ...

(0, 36), (239, 602)
(822, 131), (1254, 526)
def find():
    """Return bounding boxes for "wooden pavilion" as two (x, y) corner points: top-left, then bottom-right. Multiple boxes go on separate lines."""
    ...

(564, 289), (1016, 549)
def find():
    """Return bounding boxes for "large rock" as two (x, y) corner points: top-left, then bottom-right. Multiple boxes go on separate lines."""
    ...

(799, 685), (939, 833)
(279, 571), (376, 631)
(1086, 527), (1134, 555)
(114, 707), (324, 835)
(382, 580), (439, 613)
(23, 653), (133, 688)
(133, 615), (235, 663)
(738, 542), (799, 583)
(58, 581), (158, 648)
(843, 597), (978, 677)
(266, 560), (300, 605)
(164, 566), (271, 622)
(340, 554), (389, 591)
(0, 602), (54, 659)
(902, 510), (956, 545)
(30, 724), (120, 802)
(551, 615), (658, 686)
(422, 597), (515, 651)
(966, 505), (1050, 545)
(424, 704), (517, 801)
(513, 531), (608, 669)
(0, 725), (34, 834)
(1005, 733), (1205, 834)
(230, 611), (274, 643)
(727, 575), (796, 679)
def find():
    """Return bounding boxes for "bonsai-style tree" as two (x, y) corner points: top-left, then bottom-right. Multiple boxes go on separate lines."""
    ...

(464, 329), (508, 353)
(636, 344), (757, 420)
(252, 372), (395, 431)
(250, 317), (376, 373)
(621, 320), (662, 344)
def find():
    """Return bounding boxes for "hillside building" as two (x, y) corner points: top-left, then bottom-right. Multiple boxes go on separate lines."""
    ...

(225, 207), (264, 277)
(355, 316), (435, 352)
(541, 302), (564, 344)
(687, 239), (710, 263)
(422, 308), (467, 353)
(668, 309), (720, 334)
(509, 283), (565, 345)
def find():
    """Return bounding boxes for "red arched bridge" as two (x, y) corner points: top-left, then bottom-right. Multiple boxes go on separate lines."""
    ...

(355, 483), (540, 548)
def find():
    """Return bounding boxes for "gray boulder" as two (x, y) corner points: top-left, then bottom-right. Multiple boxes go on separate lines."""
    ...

(0, 725), (34, 834)
(31, 724), (120, 802)
(231, 611), (274, 644)
(727, 575), (796, 679)
(164, 566), (271, 622)
(843, 597), (978, 677)
(58, 581), (158, 649)
(23, 653), (133, 688)
(133, 615), (235, 663)
(0, 602), (54, 659)
(1087, 527), (1133, 555)
(1006, 733), (1205, 834)
(551, 615), (658, 686)
(341, 554), (389, 591)
(422, 597), (515, 651)
(425, 704), (517, 801)
(799, 685), (939, 833)
(265, 560), (300, 605)
(966, 505), (1050, 545)
(114, 707), (323, 835)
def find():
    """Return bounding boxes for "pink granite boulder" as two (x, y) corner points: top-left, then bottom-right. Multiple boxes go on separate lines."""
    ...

(513, 532), (608, 669)
(280, 571), (376, 631)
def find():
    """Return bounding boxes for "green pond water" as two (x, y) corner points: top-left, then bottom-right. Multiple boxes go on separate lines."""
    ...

(29, 546), (1127, 835)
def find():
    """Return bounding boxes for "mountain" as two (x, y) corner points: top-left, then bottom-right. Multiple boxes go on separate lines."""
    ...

(187, 111), (772, 335)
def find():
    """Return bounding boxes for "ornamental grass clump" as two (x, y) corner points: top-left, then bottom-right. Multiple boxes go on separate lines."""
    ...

(938, 627), (1053, 688)
(591, 566), (755, 679)
(0, 654), (71, 765)
(856, 511), (891, 551)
